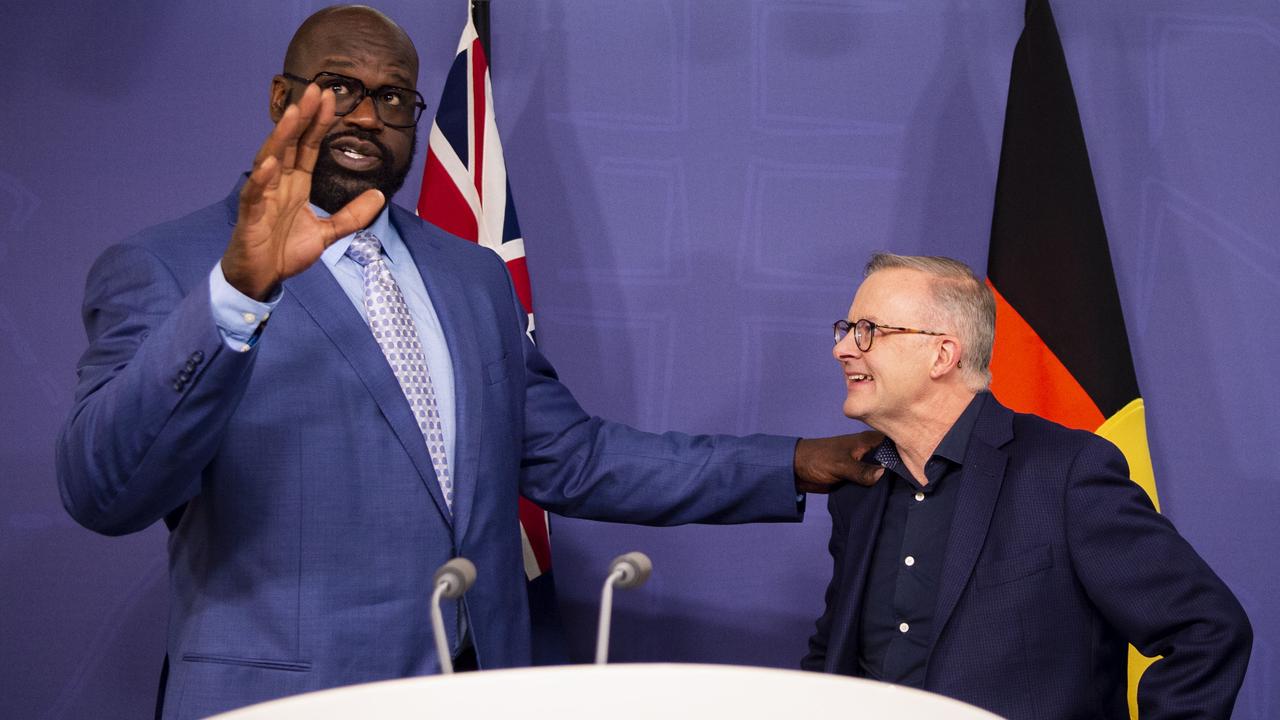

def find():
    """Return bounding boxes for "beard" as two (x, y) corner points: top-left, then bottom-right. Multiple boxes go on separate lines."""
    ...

(310, 129), (417, 215)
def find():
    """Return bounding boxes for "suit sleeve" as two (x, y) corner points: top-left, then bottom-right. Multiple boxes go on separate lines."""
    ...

(1064, 437), (1252, 719)
(802, 490), (849, 671)
(500, 275), (803, 526)
(56, 244), (256, 536)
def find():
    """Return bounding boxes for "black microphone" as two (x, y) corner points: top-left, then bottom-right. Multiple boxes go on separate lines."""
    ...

(431, 558), (477, 674)
(595, 552), (653, 664)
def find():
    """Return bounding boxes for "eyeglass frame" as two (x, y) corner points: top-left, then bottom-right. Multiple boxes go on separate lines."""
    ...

(280, 71), (427, 128)
(833, 318), (948, 352)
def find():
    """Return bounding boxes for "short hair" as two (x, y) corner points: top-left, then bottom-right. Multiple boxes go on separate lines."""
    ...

(864, 253), (995, 390)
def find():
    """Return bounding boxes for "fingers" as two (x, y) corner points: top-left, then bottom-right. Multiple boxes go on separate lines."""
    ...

(793, 435), (888, 493)
(279, 89), (315, 172)
(238, 155), (280, 226)
(278, 85), (326, 173)
(295, 90), (338, 172)
(240, 83), (337, 231)
(253, 84), (309, 170)
(799, 459), (884, 493)
(845, 461), (886, 487)
(849, 430), (886, 459)
(325, 189), (386, 246)
(252, 83), (327, 173)
(834, 432), (885, 487)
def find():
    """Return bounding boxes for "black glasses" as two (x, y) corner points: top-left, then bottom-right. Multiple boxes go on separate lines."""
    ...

(282, 72), (427, 128)
(833, 318), (947, 352)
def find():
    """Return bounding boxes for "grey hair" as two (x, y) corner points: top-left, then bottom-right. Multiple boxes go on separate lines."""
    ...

(864, 253), (995, 391)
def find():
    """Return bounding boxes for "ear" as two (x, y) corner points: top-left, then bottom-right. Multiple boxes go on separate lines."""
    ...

(930, 336), (962, 380)
(269, 76), (290, 123)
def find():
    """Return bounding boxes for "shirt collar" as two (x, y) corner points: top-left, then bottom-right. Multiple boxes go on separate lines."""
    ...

(316, 204), (402, 269)
(932, 391), (987, 465)
(870, 391), (989, 486)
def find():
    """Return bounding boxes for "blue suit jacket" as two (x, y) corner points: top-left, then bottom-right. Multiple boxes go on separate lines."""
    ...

(802, 395), (1251, 719)
(57, 185), (801, 719)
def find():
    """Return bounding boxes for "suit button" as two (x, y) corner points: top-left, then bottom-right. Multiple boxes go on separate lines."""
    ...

(904, 556), (915, 567)
(914, 492), (924, 502)
(898, 622), (910, 634)
(172, 381), (184, 392)
(178, 372), (191, 383)
(191, 351), (204, 363)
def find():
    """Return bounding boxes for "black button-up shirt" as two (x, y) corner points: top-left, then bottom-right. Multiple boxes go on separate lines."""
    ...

(856, 392), (986, 687)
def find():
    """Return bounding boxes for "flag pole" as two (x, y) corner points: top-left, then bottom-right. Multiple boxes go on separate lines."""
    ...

(471, 0), (491, 64)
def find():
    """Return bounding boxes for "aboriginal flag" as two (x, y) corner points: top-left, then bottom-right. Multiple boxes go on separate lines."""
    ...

(986, 2), (1159, 716)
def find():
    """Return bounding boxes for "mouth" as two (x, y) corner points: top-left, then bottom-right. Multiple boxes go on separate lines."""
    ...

(327, 136), (384, 172)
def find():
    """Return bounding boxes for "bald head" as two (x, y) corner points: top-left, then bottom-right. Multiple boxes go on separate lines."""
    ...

(284, 5), (418, 81)
(270, 4), (420, 214)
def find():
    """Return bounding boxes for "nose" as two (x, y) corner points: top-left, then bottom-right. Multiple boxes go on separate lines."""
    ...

(342, 93), (384, 130)
(833, 333), (861, 362)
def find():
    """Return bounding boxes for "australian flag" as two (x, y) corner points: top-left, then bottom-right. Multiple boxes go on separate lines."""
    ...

(416, 10), (565, 664)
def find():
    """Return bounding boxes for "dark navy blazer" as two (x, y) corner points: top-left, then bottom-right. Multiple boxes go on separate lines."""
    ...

(56, 185), (802, 719)
(802, 396), (1251, 719)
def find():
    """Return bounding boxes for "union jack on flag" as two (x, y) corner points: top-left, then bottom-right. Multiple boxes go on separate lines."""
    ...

(415, 13), (552, 584)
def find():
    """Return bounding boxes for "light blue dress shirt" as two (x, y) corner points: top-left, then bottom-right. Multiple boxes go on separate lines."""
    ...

(207, 206), (458, 480)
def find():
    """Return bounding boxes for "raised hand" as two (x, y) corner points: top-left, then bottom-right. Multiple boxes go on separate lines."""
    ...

(794, 431), (886, 493)
(221, 83), (386, 300)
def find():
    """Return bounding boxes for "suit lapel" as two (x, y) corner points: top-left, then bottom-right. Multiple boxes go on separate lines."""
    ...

(826, 479), (892, 674)
(930, 396), (1014, 644)
(392, 208), (485, 545)
(285, 253), (454, 526)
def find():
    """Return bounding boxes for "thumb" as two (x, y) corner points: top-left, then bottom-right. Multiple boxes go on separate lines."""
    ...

(327, 189), (386, 243)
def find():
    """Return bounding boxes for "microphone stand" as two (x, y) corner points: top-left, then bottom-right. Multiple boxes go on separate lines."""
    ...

(595, 552), (652, 665)
(431, 558), (477, 674)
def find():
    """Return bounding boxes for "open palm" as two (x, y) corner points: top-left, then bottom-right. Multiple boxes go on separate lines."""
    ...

(221, 84), (385, 300)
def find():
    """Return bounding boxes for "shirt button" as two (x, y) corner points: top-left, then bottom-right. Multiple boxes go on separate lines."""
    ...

(242, 312), (257, 324)
(914, 492), (924, 502)
(904, 556), (915, 567)
(898, 622), (909, 634)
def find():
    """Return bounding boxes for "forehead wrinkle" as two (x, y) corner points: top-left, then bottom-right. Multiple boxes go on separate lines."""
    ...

(315, 54), (416, 87)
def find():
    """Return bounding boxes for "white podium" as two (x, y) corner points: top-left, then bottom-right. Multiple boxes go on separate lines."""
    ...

(210, 663), (1002, 719)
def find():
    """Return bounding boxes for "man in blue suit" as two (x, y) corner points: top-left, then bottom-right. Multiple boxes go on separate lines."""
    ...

(55, 6), (883, 719)
(802, 253), (1252, 719)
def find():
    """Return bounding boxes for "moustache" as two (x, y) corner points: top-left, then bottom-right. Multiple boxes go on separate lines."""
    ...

(319, 130), (396, 170)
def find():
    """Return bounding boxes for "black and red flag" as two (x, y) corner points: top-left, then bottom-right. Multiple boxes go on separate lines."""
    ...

(986, 1), (1160, 715)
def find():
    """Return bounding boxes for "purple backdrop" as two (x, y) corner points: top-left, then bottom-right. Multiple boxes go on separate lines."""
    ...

(3, 1), (1276, 717)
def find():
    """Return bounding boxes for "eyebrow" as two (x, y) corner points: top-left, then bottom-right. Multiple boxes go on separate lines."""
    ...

(317, 57), (416, 87)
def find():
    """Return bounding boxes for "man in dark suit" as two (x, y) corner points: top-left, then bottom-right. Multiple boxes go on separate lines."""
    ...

(55, 6), (882, 719)
(803, 253), (1251, 719)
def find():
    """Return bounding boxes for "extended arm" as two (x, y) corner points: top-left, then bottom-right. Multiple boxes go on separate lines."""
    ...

(507, 277), (880, 525)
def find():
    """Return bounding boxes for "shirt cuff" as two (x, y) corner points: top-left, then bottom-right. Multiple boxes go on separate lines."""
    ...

(209, 262), (281, 352)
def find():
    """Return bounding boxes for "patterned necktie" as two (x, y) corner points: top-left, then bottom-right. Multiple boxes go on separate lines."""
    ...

(346, 231), (453, 510)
